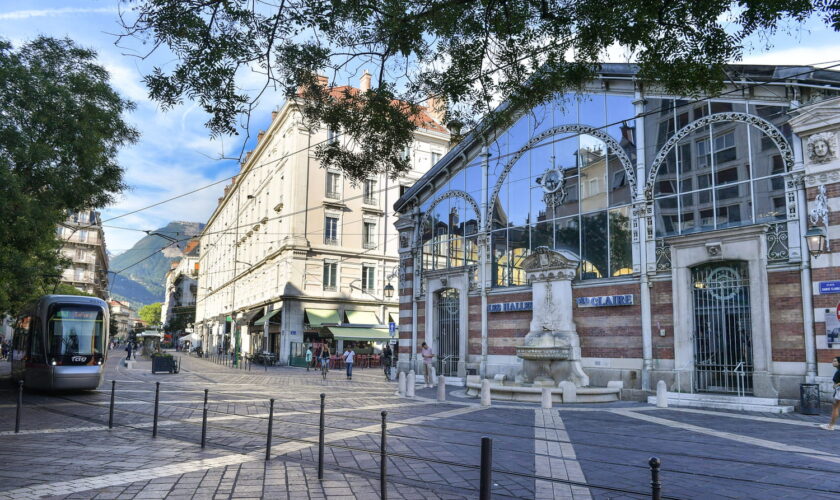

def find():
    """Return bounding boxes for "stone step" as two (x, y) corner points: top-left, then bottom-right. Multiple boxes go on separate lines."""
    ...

(647, 393), (794, 413)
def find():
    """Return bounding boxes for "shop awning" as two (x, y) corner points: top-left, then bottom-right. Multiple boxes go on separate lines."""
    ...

(345, 310), (379, 325)
(327, 326), (391, 341)
(305, 309), (340, 326)
(254, 309), (281, 326)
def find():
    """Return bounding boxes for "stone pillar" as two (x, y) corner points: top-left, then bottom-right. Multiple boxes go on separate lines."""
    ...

(540, 388), (552, 409)
(480, 379), (491, 406)
(656, 380), (668, 408)
(560, 381), (577, 403)
(397, 371), (406, 397)
(437, 375), (446, 402)
(406, 370), (415, 398)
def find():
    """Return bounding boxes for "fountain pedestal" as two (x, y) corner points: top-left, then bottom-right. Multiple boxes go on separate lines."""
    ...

(515, 247), (589, 388)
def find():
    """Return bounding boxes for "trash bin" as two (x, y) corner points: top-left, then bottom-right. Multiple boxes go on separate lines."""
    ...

(800, 383), (820, 415)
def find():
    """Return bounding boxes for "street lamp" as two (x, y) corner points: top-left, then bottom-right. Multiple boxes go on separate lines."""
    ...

(805, 225), (829, 258)
(383, 283), (395, 299)
(144, 230), (178, 243)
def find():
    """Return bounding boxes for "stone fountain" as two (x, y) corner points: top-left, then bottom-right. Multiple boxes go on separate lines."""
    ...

(465, 247), (619, 403)
(515, 246), (589, 388)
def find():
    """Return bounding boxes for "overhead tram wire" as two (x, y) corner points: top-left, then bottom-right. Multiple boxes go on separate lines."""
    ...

(96, 59), (840, 242)
(86, 57), (840, 233)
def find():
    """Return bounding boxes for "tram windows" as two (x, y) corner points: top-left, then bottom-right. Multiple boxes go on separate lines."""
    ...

(47, 305), (104, 356)
(30, 317), (46, 363)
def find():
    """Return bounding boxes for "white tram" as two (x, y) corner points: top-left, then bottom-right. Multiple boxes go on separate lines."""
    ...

(10, 295), (109, 390)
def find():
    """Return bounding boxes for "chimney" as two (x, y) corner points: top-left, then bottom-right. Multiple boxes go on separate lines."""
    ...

(360, 70), (371, 92)
(425, 95), (446, 124)
(317, 74), (329, 87)
(257, 130), (265, 143)
(271, 110), (278, 121)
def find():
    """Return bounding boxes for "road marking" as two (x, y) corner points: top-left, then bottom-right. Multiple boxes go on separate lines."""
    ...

(0, 404), (484, 498)
(613, 409), (840, 465)
(534, 409), (591, 500)
(665, 407), (824, 427)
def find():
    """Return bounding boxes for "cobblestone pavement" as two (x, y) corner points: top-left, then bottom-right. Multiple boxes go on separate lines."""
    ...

(1, 353), (840, 499)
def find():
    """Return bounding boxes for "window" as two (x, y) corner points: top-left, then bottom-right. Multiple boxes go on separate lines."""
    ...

(361, 264), (375, 292)
(363, 222), (376, 249)
(363, 179), (377, 205)
(323, 262), (337, 291)
(324, 216), (339, 245)
(326, 172), (340, 199)
(431, 152), (442, 166)
(78, 230), (88, 242)
(713, 132), (736, 164)
(399, 185), (409, 197)
(327, 128), (338, 144)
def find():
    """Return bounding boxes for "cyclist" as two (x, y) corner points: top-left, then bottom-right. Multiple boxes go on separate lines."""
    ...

(382, 343), (393, 381)
(320, 346), (331, 379)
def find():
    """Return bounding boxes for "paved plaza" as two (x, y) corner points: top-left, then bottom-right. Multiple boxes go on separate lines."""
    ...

(1, 354), (840, 499)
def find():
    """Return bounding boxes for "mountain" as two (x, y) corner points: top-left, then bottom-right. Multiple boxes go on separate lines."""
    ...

(109, 221), (204, 307)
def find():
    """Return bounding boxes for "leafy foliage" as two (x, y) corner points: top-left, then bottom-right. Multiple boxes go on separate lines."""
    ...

(50, 283), (96, 297)
(121, 0), (839, 181)
(0, 37), (138, 315)
(139, 302), (163, 326)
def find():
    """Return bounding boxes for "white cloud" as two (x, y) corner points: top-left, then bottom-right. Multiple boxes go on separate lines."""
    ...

(0, 7), (118, 20)
(741, 45), (840, 67)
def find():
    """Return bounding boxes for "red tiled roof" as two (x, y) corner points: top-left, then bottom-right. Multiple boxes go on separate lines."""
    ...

(297, 84), (449, 135)
(183, 239), (200, 256)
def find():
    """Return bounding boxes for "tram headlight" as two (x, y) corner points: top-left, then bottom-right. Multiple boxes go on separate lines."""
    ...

(97, 360), (102, 365)
(50, 359), (56, 366)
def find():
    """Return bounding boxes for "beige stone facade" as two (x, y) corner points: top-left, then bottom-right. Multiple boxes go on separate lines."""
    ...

(57, 210), (109, 299)
(195, 79), (450, 362)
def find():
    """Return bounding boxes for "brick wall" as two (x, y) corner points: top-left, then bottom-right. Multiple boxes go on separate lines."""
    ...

(650, 280), (675, 359)
(573, 283), (643, 358)
(768, 269), (806, 362)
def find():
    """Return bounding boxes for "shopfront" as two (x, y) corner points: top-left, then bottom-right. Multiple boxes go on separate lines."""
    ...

(394, 64), (840, 399)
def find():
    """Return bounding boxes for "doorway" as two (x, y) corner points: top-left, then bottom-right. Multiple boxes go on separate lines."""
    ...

(435, 288), (460, 377)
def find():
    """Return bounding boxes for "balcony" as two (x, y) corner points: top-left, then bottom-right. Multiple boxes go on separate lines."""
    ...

(325, 190), (340, 200)
(324, 237), (339, 246)
(363, 241), (377, 250)
(363, 196), (377, 206)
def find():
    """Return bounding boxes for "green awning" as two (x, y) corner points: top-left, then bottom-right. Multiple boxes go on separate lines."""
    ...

(327, 326), (391, 341)
(345, 310), (379, 325)
(305, 308), (340, 327)
(254, 309), (281, 326)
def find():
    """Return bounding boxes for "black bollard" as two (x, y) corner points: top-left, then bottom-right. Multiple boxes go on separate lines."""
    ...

(201, 389), (209, 448)
(318, 393), (325, 479)
(479, 437), (492, 500)
(14, 380), (23, 433)
(649, 457), (661, 500)
(108, 380), (116, 429)
(152, 382), (160, 437)
(380, 411), (388, 500)
(265, 398), (274, 461)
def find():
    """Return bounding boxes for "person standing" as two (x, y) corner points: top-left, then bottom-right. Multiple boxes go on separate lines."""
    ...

(305, 346), (313, 372)
(421, 342), (434, 388)
(382, 344), (393, 381)
(125, 341), (133, 361)
(343, 346), (355, 381)
(821, 357), (840, 430)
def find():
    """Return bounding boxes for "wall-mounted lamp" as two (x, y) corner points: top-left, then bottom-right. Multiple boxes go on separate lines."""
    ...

(808, 184), (831, 258)
(383, 283), (395, 299)
(806, 225), (829, 258)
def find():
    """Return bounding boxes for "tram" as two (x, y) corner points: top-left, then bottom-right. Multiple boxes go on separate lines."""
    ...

(10, 295), (109, 390)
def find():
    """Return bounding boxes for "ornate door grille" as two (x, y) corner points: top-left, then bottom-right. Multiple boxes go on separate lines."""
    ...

(435, 288), (460, 377)
(691, 262), (753, 395)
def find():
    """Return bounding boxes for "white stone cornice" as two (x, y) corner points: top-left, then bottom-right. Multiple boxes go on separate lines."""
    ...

(802, 167), (840, 188)
(788, 96), (840, 136)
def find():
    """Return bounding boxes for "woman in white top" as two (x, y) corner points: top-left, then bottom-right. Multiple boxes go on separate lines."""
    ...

(343, 347), (355, 380)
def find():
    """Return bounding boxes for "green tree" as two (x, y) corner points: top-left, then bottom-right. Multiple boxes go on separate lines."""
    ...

(50, 283), (95, 297)
(139, 302), (163, 326)
(0, 37), (138, 315)
(121, 1), (838, 182)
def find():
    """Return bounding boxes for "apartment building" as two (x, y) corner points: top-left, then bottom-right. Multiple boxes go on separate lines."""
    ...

(57, 210), (109, 299)
(109, 299), (138, 339)
(161, 239), (200, 333)
(195, 73), (450, 363)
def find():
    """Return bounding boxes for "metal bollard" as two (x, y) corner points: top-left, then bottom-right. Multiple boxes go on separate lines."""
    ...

(380, 410), (388, 499)
(14, 380), (23, 433)
(479, 437), (493, 500)
(649, 457), (661, 500)
(153, 382), (160, 437)
(108, 380), (116, 429)
(201, 389), (209, 448)
(318, 393), (325, 479)
(265, 398), (274, 461)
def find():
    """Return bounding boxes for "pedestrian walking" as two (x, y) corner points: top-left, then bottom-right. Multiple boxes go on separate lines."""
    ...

(382, 344), (393, 381)
(343, 347), (355, 380)
(305, 346), (313, 371)
(421, 342), (434, 387)
(821, 356), (840, 430)
(320, 346), (331, 380)
(125, 342), (133, 361)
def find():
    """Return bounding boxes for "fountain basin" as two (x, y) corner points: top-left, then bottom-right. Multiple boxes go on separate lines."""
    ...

(515, 346), (571, 360)
(464, 377), (620, 403)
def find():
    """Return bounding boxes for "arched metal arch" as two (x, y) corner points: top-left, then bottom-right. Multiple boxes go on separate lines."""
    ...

(414, 190), (482, 247)
(487, 124), (637, 223)
(644, 112), (794, 201)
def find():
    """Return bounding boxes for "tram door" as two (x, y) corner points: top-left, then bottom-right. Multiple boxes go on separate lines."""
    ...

(691, 262), (753, 394)
(435, 288), (460, 377)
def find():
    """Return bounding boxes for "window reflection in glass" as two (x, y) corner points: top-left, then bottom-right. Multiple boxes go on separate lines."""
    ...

(609, 207), (633, 276)
(579, 135), (608, 212)
(580, 212), (607, 280)
(554, 216), (580, 255)
(715, 182), (752, 229)
(753, 178), (787, 222)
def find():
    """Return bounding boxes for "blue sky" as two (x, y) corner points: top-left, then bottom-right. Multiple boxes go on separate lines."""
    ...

(1, 1), (839, 255)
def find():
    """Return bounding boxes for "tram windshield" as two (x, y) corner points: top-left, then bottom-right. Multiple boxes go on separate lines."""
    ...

(47, 305), (104, 356)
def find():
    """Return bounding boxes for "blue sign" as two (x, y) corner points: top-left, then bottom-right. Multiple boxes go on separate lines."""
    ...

(388, 322), (396, 337)
(576, 294), (634, 307)
(819, 281), (840, 294)
(487, 301), (533, 313)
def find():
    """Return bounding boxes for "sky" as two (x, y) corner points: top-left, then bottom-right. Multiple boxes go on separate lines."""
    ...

(1, 1), (839, 255)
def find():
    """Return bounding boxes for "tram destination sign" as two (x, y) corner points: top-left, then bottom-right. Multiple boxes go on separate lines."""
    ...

(487, 301), (533, 313)
(576, 294), (634, 307)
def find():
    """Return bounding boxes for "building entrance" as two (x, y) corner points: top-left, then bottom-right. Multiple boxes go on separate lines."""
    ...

(435, 288), (460, 377)
(691, 262), (753, 395)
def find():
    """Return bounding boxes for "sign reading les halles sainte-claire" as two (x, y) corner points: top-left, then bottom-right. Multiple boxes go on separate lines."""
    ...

(576, 294), (634, 307)
(487, 301), (533, 313)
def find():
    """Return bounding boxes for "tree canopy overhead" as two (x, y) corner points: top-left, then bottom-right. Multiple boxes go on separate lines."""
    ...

(0, 37), (138, 315)
(121, 1), (839, 182)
